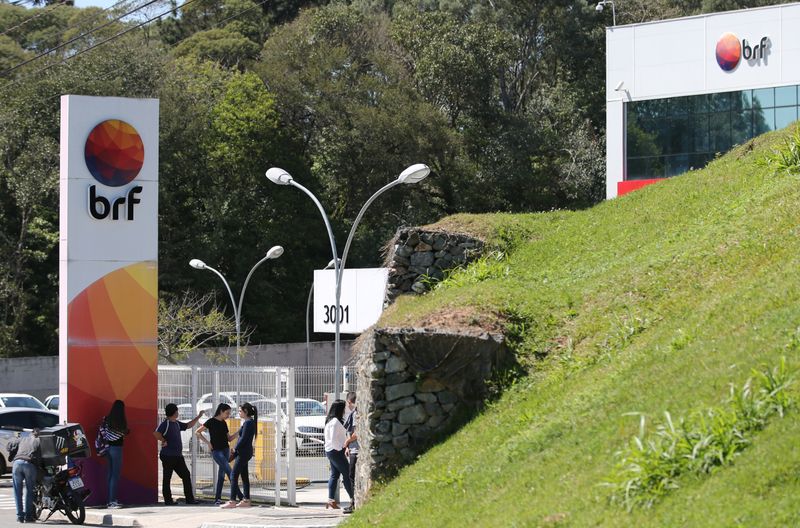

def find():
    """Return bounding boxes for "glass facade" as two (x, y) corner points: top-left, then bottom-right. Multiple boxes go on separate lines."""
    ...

(626, 85), (800, 180)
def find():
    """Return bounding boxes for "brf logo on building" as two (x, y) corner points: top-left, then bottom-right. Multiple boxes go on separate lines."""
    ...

(84, 119), (144, 220)
(716, 32), (770, 72)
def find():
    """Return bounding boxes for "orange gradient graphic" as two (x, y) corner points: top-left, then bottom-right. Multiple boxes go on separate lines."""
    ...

(84, 119), (145, 187)
(67, 262), (157, 505)
(716, 32), (741, 71)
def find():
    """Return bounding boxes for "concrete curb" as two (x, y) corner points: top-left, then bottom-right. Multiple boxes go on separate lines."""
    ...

(49, 510), (141, 526)
(200, 524), (340, 528)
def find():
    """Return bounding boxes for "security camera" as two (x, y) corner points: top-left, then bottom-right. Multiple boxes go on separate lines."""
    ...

(596, 2), (604, 12)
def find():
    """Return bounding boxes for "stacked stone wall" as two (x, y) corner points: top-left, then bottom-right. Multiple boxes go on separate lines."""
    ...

(385, 228), (484, 301)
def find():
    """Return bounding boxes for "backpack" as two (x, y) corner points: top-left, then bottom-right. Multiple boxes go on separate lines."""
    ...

(95, 418), (110, 457)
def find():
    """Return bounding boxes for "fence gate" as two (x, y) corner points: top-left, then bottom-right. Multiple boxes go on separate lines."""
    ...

(157, 365), (356, 504)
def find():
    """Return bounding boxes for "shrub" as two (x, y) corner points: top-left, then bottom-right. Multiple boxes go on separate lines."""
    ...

(604, 357), (794, 511)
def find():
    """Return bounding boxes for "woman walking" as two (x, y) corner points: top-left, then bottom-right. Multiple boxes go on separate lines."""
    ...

(324, 399), (354, 513)
(197, 404), (241, 505)
(221, 402), (257, 509)
(101, 400), (129, 509)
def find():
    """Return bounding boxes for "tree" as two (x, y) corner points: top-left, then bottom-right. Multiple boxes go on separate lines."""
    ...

(158, 292), (246, 363)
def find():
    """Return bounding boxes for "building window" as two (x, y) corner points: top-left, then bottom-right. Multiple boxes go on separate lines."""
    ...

(626, 85), (800, 180)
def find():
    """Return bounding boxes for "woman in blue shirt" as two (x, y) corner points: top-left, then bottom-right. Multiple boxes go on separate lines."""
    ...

(220, 402), (257, 508)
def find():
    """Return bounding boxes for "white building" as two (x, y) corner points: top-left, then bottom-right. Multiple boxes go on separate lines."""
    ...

(606, 2), (800, 198)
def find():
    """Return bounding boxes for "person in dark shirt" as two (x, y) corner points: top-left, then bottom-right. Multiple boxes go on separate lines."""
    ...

(343, 391), (359, 514)
(8, 429), (41, 523)
(220, 402), (257, 509)
(196, 403), (240, 505)
(101, 399), (130, 509)
(153, 403), (204, 505)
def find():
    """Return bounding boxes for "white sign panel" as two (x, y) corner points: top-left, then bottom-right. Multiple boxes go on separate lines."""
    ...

(313, 268), (389, 333)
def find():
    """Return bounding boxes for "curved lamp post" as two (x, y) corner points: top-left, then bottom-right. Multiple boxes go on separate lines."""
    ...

(306, 258), (339, 368)
(189, 244), (284, 370)
(266, 164), (430, 398)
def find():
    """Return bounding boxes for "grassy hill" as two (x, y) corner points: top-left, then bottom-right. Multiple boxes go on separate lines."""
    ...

(345, 126), (800, 527)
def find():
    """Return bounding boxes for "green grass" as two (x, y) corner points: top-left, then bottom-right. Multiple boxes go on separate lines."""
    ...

(346, 126), (800, 527)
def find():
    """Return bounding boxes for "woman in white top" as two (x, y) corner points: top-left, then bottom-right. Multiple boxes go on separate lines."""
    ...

(324, 399), (354, 512)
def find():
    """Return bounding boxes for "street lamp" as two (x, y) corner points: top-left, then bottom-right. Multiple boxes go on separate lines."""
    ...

(266, 163), (430, 398)
(596, 1), (616, 26)
(189, 245), (284, 370)
(305, 258), (339, 367)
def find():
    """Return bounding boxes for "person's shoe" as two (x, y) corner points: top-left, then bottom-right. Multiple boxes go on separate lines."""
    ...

(185, 499), (202, 505)
(214, 499), (224, 505)
(108, 501), (122, 509)
(164, 500), (176, 506)
(16, 518), (24, 524)
(220, 501), (238, 509)
(236, 499), (252, 508)
(343, 504), (355, 514)
(326, 499), (340, 509)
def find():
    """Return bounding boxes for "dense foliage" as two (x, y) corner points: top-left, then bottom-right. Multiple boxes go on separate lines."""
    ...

(0, 0), (793, 357)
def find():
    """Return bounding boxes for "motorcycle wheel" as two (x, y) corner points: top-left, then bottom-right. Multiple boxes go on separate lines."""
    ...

(32, 486), (44, 520)
(64, 496), (86, 525)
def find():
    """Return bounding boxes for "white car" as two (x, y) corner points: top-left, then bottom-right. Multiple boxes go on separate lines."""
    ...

(44, 395), (59, 411)
(283, 399), (326, 455)
(0, 393), (47, 410)
(195, 393), (325, 454)
(0, 408), (60, 474)
(195, 392), (268, 416)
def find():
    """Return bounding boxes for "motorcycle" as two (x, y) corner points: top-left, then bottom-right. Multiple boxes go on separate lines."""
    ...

(32, 461), (90, 525)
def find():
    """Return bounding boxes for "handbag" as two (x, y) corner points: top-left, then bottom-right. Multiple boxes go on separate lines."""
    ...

(95, 419), (110, 457)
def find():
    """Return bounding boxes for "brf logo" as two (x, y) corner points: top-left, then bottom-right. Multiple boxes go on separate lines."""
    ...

(84, 119), (144, 220)
(716, 32), (770, 72)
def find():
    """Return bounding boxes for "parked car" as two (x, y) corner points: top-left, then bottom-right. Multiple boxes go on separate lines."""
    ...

(195, 392), (268, 416)
(283, 398), (326, 455)
(0, 393), (47, 410)
(44, 395), (59, 411)
(0, 408), (60, 474)
(195, 393), (326, 455)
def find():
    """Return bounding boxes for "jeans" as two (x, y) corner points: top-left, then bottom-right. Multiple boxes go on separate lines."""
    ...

(326, 449), (353, 502)
(12, 459), (37, 522)
(106, 445), (124, 504)
(348, 452), (358, 497)
(230, 452), (252, 501)
(211, 448), (237, 501)
(160, 454), (194, 504)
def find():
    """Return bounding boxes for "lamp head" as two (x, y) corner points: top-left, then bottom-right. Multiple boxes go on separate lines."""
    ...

(397, 163), (431, 184)
(266, 245), (284, 259)
(595, 2), (604, 12)
(189, 259), (207, 270)
(266, 167), (294, 185)
(325, 258), (341, 270)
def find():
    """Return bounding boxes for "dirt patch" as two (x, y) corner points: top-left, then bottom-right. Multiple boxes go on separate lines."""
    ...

(383, 305), (505, 336)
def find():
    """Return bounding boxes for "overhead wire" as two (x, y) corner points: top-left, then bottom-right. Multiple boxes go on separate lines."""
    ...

(1, 0), (68, 38)
(0, 0), (163, 77)
(31, 0), (270, 103)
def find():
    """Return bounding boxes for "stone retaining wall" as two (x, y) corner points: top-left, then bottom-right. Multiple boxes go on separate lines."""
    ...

(354, 327), (508, 504)
(385, 228), (485, 301)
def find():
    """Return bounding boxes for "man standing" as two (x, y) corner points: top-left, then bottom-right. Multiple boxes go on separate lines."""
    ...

(343, 391), (358, 514)
(153, 403), (204, 505)
(8, 429), (41, 523)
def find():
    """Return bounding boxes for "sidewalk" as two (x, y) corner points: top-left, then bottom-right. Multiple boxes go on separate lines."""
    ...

(47, 486), (349, 528)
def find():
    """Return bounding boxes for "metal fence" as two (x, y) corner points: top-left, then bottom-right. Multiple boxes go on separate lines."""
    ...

(157, 365), (356, 504)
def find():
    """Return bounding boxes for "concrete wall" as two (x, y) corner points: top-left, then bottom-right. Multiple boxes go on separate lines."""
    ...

(0, 340), (353, 401)
(0, 356), (59, 402)
(180, 340), (354, 367)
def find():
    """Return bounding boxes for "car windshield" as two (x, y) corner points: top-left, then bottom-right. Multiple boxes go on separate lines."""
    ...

(280, 400), (326, 417)
(1, 396), (44, 409)
(250, 400), (277, 416)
